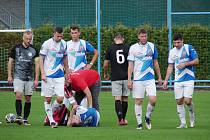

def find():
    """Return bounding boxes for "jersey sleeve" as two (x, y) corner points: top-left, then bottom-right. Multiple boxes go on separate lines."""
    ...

(39, 41), (48, 56)
(153, 46), (158, 60)
(85, 41), (95, 53)
(127, 46), (135, 61)
(188, 45), (198, 60)
(168, 50), (174, 64)
(9, 46), (16, 59)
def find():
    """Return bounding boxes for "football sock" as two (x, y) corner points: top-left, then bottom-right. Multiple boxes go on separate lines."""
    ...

(23, 102), (31, 120)
(115, 100), (123, 121)
(44, 102), (54, 123)
(15, 100), (22, 117)
(52, 100), (61, 113)
(177, 104), (186, 124)
(187, 103), (195, 121)
(146, 103), (155, 119)
(122, 101), (128, 120)
(135, 104), (142, 125)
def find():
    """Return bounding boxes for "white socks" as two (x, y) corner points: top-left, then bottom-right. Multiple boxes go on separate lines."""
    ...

(52, 100), (62, 113)
(146, 103), (155, 118)
(177, 104), (186, 124)
(44, 102), (54, 123)
(135, 104), (142, 125)
(187, 103), (195, 122)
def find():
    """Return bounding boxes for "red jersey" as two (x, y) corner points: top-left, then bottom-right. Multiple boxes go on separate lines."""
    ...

(68, 70), (100, 92)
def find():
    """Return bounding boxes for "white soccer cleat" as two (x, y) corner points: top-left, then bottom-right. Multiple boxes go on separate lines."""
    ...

(190, 120), (195, 128)
(136, 123), (143, 130)
(177, 123), (187, 128)
(145, 117), (152, 130)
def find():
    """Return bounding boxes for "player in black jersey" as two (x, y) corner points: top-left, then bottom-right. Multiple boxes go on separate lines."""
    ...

(103, 33), (130, 125)
(7, 30), (39, 125)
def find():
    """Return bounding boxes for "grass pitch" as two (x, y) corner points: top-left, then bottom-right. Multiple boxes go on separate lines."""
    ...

(0, 91), (210, 140)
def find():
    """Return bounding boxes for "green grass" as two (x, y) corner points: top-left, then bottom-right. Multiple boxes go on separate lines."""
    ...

(0, 91), (210, 140)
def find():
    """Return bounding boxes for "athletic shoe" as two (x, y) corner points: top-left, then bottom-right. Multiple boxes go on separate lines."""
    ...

(50, 122), (58, 128)
(123, 119), (128, 125)
(16, 116), (23, 125)
(177, 123), (187, 128)
(118, 119), (125, 125)
(145, 116), (152, 130)
(190, 120), (195, 128)
(23, 120), (31, 126)
(136, 123), (143, 130)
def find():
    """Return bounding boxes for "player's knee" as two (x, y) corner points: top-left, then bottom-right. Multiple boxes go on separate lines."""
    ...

(15, 92), (22, 100)
(25, 95), (31, 102)
(56, 96), (64, 104)
(135, 98), (143, 105)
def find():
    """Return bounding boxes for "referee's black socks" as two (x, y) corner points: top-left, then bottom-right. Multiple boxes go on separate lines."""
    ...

(115, 100), (123, 121)
(15, 100), (22, 117)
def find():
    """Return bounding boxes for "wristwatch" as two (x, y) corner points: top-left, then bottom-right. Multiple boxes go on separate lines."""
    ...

(89, 62), (93, 65)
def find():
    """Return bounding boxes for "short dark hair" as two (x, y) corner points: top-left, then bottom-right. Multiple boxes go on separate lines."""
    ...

(138, 28), (147, 35)
(54, 27), (63, 33)
(173, 33), (183, 41)
(114, 32), (124, 38)
(70, 24), (80, 31)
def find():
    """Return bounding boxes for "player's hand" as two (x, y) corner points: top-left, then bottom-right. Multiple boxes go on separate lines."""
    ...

(157, 78), (163, 87)
(84, 64), (92, 70)
(41, 73), (47, 83)
(7, 76), (13, 83)
(127, 80), (133, 89)
(162, 81), (168, 89)
(34, 79), (39, 89)
(104, 74), (110, 80)
(176, 63), (186, 69)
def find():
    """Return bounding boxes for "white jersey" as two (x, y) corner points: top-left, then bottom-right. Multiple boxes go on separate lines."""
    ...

(66, 39), (95, 71)
(127, 42), (158, 81)
(40, 38), (67, 78)
(168, 44), (198, 82)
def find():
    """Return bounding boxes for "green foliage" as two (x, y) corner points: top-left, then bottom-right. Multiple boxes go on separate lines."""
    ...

(0, 24), (210, 81)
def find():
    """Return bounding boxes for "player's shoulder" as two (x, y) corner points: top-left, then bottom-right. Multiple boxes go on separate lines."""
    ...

(147, 41), (155, 47)
(129, 42), (139, 50)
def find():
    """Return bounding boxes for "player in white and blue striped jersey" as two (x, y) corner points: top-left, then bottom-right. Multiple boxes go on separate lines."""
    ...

(66, 25), (98, 72)
(163, 33), (199, 128)
(39, 27), (69, 128)
(127, 29), (162, 130)
(67, 105), (100, 127)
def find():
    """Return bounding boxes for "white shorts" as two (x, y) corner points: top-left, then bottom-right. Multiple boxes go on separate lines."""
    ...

(132, 79), (156, 98)
(13, 79), (34, 95)
(41, 77), (64, 97)
(111, 80), (130, 97)
(174, 81), (194, 99)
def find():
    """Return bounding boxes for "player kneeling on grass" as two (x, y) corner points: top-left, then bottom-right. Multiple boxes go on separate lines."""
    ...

(67, 104), (100, 127)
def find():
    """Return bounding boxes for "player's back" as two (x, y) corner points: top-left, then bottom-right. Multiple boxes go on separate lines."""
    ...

(106, 44), (130, 81)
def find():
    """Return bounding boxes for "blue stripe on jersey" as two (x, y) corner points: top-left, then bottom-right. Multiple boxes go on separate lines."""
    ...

(134, 72), (154, 81)
(176, 73), (195, 82)
(85, 41), (95, 53)
(80, 108), (98, 127)
(153, 46), (158, 59)
(141, 60), (152, 72)
(47, 69), (64, 78)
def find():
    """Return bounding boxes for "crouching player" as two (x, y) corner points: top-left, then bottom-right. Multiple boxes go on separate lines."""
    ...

(67, 104), (100, 127)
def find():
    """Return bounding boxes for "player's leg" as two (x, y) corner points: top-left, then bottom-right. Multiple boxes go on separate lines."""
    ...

(41, 77), (57, 128)
(174, 82), (187, 128)
(133, 81), (145, 129)
(122, 80), (130, 125)
(112, 81), (124, 125)
(90, 81), (100, 111)
(23, 81), (33, 125)
(145, 79), (157, 130)
(183, 81), (195, 128)
(13, 79), (24, 125)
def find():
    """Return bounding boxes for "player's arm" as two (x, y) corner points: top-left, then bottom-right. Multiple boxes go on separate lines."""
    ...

(7, 57), (14, 83)
(103, 60), (110, 80)
(63, 55), (71, 74)
(163, 64), (174, 89)
(127, 61), (134, 89)
(34, 57), (40, 88)
(153, 59), (162, 86)
(83, 87), (93, 108)
(39, 55), (46, 82)
(85, 49), (98, 70)
(67, 104), (77, 127)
